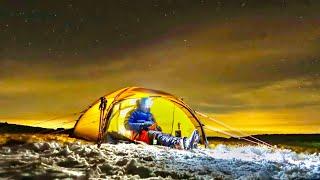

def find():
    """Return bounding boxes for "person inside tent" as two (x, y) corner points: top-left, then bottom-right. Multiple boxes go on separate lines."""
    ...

(126, 97), (200, 150)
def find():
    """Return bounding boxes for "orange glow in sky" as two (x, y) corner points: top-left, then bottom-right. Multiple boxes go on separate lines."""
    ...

(1, 2), (320, 136)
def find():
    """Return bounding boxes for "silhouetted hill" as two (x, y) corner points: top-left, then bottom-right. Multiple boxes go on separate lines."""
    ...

(208, 134), (320, 142)
(0, 122), (73, 134)
(208, 134), (320, 152)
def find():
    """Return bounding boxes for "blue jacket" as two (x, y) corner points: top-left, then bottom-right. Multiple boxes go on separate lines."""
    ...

(127, 109), (155, 133)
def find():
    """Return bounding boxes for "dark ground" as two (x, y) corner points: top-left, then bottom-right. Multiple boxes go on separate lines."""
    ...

(1, 122), (319, 153)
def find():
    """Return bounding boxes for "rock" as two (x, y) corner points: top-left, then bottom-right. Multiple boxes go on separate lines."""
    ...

(125, 159), (153, 178)
(116, 158), (128, 166)
(142, 156), (153, 161)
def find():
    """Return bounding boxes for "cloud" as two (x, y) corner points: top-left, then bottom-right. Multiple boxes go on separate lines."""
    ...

(1, 14), (320, 135)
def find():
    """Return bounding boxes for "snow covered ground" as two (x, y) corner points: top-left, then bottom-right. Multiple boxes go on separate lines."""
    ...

(0, 134), (319, 179)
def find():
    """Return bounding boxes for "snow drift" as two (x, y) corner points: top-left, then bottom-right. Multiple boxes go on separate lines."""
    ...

(0, 134), (319, 179)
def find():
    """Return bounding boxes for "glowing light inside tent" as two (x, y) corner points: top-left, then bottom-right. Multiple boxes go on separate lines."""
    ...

(120, 109), (131, 117)
(119, 126), (132, 137)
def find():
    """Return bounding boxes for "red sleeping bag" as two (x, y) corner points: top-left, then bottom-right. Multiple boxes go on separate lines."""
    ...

(135, 130), (151, 144)
(133, 123), (159, 144)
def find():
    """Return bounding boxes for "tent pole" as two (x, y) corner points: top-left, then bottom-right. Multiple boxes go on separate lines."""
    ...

(97, 97), (107, 147)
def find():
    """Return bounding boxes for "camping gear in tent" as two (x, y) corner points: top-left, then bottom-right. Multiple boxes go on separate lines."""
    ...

(72, 87), (209, 147)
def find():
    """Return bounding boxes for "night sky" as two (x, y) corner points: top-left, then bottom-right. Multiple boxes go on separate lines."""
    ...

(1, 1), (320, 135)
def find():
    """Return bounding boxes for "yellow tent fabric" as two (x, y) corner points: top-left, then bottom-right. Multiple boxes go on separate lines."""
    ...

(72, 87), (208, 145)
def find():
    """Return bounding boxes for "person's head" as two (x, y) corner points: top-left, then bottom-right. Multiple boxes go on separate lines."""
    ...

(138, 97), (153, 112)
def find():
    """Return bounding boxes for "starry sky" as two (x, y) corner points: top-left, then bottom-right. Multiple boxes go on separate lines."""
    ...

(1, 1), (320, 135)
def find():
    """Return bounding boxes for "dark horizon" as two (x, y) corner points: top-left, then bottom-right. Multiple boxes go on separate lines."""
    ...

(1, 122), (320, 138)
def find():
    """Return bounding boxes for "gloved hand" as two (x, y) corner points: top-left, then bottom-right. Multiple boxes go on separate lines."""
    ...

(141, 122), (153, 130)
(156, 125), (162, 131)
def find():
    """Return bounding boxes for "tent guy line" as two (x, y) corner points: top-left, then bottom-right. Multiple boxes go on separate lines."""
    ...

(196, 111), (274, 148)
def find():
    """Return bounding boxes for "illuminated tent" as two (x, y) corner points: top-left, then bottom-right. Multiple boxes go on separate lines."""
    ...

(72, 87), (208, 146)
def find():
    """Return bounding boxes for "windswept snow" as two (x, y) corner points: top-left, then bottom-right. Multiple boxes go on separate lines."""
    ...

(0, 134), (319, 179)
